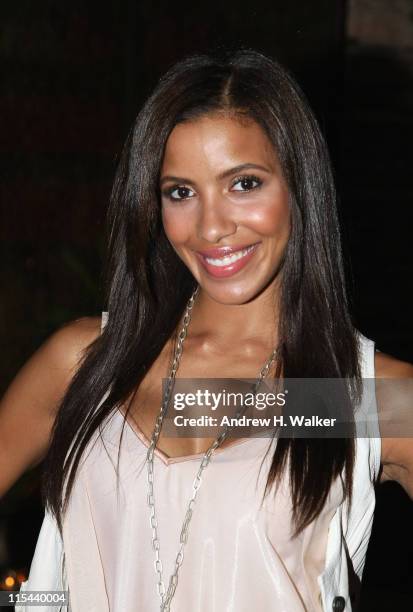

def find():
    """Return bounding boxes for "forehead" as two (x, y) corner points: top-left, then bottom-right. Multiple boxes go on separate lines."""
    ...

(161, 114), (279, 173)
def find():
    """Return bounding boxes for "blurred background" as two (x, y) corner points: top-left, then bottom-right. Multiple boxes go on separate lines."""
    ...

(0, 0), (412, 610)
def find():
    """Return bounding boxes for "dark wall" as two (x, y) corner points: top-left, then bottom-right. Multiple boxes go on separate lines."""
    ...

(340, 30), (413, 611)
(340, 43), (413, 360)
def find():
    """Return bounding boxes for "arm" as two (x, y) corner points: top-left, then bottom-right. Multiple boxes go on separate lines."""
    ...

(0, 316), (101, 499)
(376, 351), (413, 499)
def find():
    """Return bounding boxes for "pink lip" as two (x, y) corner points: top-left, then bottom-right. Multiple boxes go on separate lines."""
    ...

(195, 242), (260, 279)
(197, 243), (258, 258)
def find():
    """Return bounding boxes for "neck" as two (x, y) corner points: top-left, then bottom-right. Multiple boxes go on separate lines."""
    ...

(187, 281), (280, 351)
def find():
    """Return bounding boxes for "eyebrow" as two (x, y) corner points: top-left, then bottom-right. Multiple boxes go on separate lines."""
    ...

(159, 163), (272, 187)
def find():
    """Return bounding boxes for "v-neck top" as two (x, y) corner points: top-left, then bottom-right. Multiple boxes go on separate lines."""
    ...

(118, 404), (258, 466)
(58, 313), (381, 612)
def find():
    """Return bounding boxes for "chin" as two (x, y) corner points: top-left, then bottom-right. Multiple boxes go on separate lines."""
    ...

(196, 277), (269, 305)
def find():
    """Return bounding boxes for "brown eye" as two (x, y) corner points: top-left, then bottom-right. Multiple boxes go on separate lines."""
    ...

(231, 175), (262, 192)
(164, 185), (195, 201)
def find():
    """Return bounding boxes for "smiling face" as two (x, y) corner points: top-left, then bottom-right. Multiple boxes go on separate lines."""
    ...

(160, 113), (291, 305)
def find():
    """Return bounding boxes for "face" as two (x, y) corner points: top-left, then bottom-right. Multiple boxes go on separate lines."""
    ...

(160, 113), (291, 305)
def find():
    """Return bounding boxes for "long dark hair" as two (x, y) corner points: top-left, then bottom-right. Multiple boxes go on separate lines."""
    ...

(42, 49), (362, 537)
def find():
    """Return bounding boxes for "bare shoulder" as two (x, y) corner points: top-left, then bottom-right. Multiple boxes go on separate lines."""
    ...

(375, 351), (413, 378)
(44, 315), (102, 373)
(27, 315), (103, 393)
(1, 315), (103, 417)
(375, 350), (413, 498)
(0, 315), (103, 497)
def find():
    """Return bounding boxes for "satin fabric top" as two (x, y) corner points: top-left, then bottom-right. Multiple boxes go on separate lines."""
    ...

(59, 313), (378, 612)
(62, 409), (345, 612)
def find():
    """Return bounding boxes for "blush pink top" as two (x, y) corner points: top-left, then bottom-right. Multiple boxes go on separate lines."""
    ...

(58, 314), (375, 612)
(62, 410), (343, 612)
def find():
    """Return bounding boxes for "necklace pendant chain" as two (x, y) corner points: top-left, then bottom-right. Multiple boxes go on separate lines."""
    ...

(145, 284), (279, 611)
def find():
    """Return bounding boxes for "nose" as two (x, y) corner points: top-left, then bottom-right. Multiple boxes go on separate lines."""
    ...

(197, 194), (237, 243)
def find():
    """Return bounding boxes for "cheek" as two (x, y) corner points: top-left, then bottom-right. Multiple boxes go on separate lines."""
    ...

(244, 191), (291, 239)
(161, 206), (193, 246)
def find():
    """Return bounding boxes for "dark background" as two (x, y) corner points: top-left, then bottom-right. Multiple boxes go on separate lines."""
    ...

(0, 0), (412, 610)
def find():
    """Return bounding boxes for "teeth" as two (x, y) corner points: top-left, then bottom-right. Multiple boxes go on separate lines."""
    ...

(205, 245), (256, 267)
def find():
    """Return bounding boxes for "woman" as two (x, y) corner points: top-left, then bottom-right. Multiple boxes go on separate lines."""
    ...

(2, 49), (412, 612)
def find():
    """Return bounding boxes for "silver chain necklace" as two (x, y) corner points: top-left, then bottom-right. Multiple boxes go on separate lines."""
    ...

(145, 285), (279, 611)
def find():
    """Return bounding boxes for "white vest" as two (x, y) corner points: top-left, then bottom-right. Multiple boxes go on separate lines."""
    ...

(16, 329), (380, 612)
